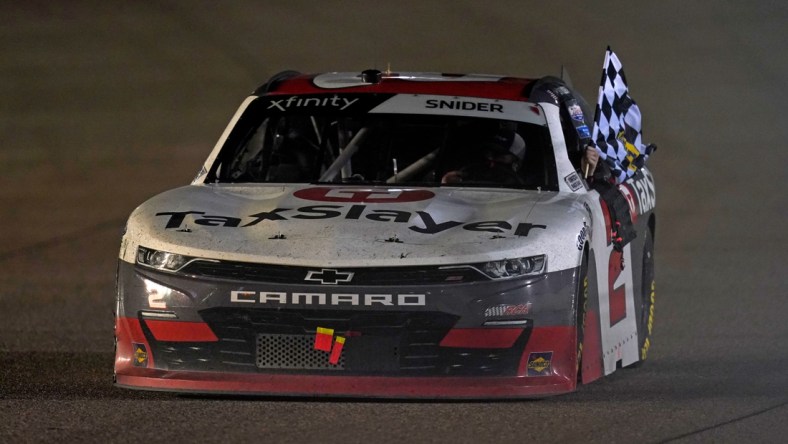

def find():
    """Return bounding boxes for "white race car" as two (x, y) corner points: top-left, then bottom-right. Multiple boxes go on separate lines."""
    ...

(114, 69), (656, 397)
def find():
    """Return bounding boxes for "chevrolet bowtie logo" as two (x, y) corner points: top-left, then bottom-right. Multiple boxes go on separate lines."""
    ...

(305, 269), (354, 285)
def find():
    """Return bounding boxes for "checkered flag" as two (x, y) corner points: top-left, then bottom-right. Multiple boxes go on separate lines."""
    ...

(591, 47), (655, 183)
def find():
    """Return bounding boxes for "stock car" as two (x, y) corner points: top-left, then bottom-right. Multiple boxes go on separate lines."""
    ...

(114, 69), (657, 398)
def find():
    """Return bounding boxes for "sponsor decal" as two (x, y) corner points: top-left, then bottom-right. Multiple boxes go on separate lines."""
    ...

(617, 183), (639, 223)
(564, 172), (583, 191)
(155, 208), (547, 237)
(313, 326), (346, 366)
(231, 291), (426, 307)
(568, 104), (584, 122)
(293, 187), (434, 203)
(265, 95), (358, 111)
(132, 343), (148, 367)
(577, 222), (588, 250)
(425, 98), (503, 113)
(305, 269), (354, 285)
(526, 351), (553, 376)
(640, 280), (656, 361)
(484, 303), (531, 318)
(626, 170), (656, 215)
(329, 336), (345, 365)
(583, 202), (593, 226)
(576, 124), (591, 139)
(314, 327), (334, 352)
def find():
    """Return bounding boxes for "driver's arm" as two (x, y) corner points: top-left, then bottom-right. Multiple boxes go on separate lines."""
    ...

(581, 145), (600, 178)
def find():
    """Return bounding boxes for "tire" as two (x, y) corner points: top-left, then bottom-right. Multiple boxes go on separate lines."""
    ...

(575, 248), (589, 382)
(636, 228), (656, 363)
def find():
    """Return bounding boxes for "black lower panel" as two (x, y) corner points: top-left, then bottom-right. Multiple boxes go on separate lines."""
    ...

(142, 308), (529, 377)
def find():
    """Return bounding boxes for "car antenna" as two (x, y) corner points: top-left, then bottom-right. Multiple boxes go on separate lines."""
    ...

(560, 65), (574, 88)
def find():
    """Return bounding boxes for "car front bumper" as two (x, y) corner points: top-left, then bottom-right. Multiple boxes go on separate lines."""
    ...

(114, 259), (581, 398)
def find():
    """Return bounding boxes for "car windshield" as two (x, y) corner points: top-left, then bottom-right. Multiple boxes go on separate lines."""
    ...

(208, 97), (558, 190)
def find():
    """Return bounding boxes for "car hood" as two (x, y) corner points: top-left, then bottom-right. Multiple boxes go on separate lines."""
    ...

(123, 184), (590, 269)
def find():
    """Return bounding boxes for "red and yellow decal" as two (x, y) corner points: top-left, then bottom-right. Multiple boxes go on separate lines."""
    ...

(314, 327), (334, 352)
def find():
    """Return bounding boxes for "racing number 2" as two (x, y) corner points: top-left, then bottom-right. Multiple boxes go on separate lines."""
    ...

(608, 249), (626, 326)
(600, 198), (627, 327)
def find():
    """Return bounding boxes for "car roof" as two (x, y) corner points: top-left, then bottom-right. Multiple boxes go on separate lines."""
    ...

(258, 71), (539, 101)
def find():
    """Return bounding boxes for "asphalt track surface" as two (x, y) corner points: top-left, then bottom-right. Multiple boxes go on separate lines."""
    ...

(1, 1), (786, 442)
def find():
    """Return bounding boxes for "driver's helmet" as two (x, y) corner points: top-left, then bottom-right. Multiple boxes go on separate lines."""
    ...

(482, 128), (525, 169)
(442, 127), (526, 184)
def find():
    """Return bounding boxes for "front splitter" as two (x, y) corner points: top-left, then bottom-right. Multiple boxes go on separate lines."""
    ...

(115, 370), (575, 399)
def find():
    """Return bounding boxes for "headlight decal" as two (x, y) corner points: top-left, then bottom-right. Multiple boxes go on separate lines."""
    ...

(479, 255), (546, 279)
(136, 246), (192, 272)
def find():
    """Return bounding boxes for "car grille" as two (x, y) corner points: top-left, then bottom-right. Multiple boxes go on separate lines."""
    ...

(142, 308), (528, 376)
(256, 333), (345, 370)
(178, 260), (488, 285)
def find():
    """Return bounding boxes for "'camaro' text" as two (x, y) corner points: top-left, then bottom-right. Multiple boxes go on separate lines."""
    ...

(231, 291), (426, 306)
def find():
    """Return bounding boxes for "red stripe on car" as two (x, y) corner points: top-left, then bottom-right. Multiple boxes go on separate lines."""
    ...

(439, 328), (524, 348)
(144, 320), (219, 342)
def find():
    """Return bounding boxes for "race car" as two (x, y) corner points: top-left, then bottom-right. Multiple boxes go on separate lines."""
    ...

(114, 68), (656, 398)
